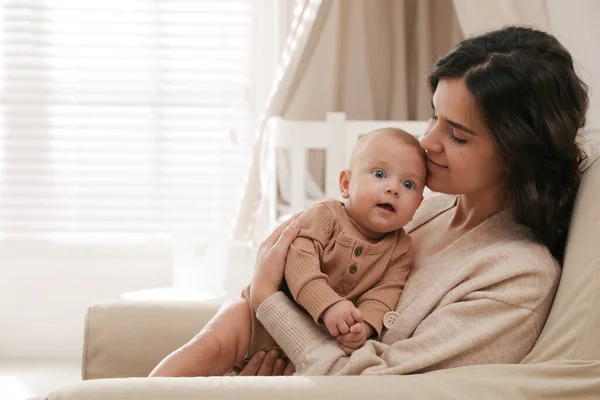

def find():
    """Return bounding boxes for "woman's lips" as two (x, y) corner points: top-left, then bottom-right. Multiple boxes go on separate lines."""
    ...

(427, 158), (448, 168)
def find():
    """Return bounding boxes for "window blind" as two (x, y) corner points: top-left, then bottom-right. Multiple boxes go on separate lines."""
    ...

(0, 0), (255, 239)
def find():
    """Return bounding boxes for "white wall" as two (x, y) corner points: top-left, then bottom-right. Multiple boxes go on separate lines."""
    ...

(0, 237), (254, 361)
(0, 239), (172, 360)
(547, 0), (600, 133)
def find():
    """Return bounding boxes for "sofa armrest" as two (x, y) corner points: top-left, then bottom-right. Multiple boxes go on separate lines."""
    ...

(83, 299), (221, 380)
(48, 360), (600, 400)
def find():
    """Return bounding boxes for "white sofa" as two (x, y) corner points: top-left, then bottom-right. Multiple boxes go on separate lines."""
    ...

(43, 141), (600, 399)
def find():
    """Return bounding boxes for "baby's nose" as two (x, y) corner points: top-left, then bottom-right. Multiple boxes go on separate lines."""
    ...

(386, 186), (400, 196)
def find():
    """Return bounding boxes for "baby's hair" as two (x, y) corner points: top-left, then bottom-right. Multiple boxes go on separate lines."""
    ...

(350, 128), (425, 168)
(367, 127), (423, 153)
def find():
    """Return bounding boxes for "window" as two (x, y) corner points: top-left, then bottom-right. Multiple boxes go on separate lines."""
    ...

(0, 0), (257, 240)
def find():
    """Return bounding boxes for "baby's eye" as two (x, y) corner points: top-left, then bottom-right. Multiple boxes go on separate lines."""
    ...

(402, 180), (415, 190)
(373, 170), (386, 179)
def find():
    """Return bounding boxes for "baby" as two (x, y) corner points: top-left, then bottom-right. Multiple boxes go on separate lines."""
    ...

(150, 127), (427, 377)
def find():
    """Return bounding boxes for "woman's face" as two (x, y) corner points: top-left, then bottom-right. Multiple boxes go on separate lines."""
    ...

(421, 78), (506, 197)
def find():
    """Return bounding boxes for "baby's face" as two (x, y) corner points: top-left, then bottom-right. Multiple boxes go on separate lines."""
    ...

(342, 134), (427, 234)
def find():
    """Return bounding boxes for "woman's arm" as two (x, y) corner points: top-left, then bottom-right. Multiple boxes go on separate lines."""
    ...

(257, 282), (549, 376)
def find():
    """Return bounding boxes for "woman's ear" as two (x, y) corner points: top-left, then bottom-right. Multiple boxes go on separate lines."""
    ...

(339, 170), (351, 199)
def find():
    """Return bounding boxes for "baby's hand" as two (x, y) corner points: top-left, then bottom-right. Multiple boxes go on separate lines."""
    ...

(322, 300), (363, 336)
(337, 322), (375, 355)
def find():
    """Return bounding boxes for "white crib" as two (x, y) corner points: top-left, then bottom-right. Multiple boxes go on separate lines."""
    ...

(263, 112), (429, 227)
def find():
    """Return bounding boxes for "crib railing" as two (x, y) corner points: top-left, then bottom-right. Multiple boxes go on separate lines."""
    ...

(264, 112), (429, 224)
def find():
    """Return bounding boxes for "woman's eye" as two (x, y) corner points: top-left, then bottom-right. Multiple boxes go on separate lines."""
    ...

(373, 170), (385, 179)
(402, 180), (414, 190)
(450, 132), (468, 144)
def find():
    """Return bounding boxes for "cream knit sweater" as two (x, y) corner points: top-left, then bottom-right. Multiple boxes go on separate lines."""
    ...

(256, 195), (561, 375)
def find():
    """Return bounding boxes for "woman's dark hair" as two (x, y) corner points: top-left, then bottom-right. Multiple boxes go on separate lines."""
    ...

(428, 26), (588, 263)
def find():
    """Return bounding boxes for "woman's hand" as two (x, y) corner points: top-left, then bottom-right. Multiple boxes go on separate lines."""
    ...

(249, 213), (301, 310)
(234, 350), (296, 376)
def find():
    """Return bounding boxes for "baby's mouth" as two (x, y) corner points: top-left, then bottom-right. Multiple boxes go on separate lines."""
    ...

(377, 203), (395, 212)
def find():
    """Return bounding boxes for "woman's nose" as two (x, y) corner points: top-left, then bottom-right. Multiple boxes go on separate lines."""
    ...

(420, 126), (443, 153)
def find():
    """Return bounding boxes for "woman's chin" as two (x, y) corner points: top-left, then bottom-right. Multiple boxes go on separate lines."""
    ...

(425, 177), (455, 195)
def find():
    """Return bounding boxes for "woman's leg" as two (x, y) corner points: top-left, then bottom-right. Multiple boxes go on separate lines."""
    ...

(149, 298), (251, 377)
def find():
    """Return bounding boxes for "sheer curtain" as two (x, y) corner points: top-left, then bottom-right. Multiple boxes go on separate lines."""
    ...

(235, 0), (463, 244)
(0, 0), (257, 241)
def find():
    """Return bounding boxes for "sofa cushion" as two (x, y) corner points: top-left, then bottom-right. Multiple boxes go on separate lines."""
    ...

(523, 136), (600, 363)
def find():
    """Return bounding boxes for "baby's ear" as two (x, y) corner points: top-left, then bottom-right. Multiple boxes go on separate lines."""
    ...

(339, 170), (351, 199)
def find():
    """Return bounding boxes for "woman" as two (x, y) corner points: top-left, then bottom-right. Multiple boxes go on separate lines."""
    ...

(239, 25), (588, 376)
